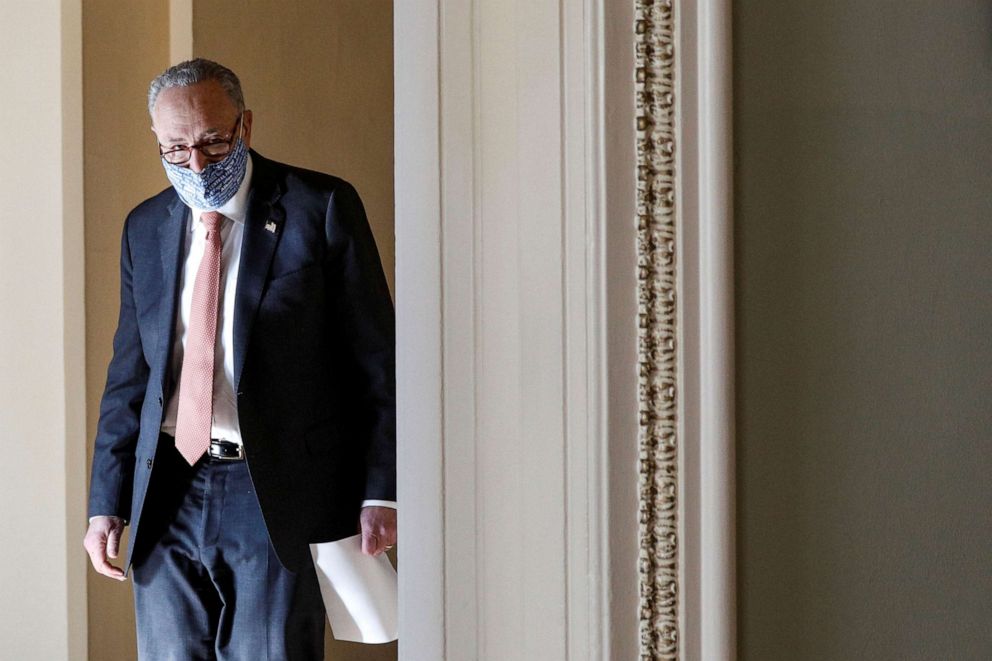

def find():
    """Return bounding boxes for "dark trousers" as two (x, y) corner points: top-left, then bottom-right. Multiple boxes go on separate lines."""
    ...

(131, 440), (325, 660)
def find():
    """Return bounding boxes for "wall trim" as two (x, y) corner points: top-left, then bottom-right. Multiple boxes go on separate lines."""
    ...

(635, 0), (736, 658)
(634, 0), (681, 657)
(62, 2), (88, 657)
(675, 0), (736, 659)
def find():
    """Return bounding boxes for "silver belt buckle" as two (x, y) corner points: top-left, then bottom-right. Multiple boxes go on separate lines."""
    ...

(208, 439), (244, 461)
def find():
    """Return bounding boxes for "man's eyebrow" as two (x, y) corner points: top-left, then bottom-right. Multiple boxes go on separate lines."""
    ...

(160, 127), (226, 144)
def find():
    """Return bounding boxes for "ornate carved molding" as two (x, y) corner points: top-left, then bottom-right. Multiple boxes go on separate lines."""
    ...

(635, 0), (679, 659)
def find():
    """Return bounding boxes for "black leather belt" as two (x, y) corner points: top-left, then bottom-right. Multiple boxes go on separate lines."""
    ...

(208, 439), (244, 461)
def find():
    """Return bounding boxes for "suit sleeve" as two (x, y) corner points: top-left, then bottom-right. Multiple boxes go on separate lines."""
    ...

(87, 214), (149, 520)
(324, 182), (396, 503)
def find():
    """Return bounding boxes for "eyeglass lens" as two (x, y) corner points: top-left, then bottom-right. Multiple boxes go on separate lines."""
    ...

(160, 115), (243, 165)
(162, 141), (233, 164)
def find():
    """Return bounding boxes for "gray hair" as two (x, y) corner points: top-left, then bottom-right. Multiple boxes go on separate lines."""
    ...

(148, 58), (245, 116)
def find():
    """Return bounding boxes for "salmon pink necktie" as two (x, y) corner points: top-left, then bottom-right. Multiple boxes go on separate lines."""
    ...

(174, 211), (224, 465)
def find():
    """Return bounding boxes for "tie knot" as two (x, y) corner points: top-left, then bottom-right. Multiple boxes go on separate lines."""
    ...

(200, 211), (225, 233)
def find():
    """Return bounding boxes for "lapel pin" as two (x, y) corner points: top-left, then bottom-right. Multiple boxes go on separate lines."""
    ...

(264, 220), (278, 234)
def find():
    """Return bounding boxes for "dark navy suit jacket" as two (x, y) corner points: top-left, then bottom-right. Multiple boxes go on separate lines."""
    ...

(88, 151), (396, 573)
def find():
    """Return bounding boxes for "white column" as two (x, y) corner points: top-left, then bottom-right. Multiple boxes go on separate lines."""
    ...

(395, 0), (445, 657)
(0, 1), (87, 659)
(396, 0), (624, 658)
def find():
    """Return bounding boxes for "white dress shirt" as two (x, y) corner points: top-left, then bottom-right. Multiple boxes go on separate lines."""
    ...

(160, 158), (251, 445)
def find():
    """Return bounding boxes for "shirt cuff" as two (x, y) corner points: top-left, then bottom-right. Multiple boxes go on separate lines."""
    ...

(88, 515), (127, 524)
(361, 500), (397, 510)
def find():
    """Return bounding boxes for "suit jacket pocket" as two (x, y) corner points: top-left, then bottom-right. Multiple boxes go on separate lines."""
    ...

(267, 261), (322, 287)
(260, 261), (325, 316)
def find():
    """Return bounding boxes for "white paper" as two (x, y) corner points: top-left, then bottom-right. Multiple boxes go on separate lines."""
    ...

(309, 534), (398, 643)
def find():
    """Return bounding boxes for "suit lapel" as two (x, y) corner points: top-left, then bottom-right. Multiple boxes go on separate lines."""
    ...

(155, 196), (188, 397)
(233, 157), (285, 390)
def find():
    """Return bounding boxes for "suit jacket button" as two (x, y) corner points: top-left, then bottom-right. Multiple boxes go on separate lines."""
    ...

(146, 458), (153, 469)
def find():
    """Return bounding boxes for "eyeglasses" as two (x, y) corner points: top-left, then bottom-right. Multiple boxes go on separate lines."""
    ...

(158, 114), (244, 165)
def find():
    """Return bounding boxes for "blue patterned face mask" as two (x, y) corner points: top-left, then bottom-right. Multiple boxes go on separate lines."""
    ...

(162, 136), (249, 210)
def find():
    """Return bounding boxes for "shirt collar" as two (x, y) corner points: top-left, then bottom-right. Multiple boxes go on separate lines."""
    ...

(189, 153), (254, 228)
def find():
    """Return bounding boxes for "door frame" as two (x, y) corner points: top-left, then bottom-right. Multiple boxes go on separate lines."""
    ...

(394, 0), (735, 659)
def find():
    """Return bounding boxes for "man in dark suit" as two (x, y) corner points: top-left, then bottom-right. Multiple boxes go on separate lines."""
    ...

(82, 58), (396, 659)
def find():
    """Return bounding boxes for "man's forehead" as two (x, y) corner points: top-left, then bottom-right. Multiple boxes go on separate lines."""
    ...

(152, 81), (238, 139)
(154, 119), (230, 143)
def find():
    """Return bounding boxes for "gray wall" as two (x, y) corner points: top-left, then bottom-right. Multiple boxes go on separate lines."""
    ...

(735, 2), (992, 659)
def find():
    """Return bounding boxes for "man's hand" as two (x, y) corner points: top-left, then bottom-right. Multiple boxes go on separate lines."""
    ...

(360, 506), (397, 556)
(83, 515), (127, 581)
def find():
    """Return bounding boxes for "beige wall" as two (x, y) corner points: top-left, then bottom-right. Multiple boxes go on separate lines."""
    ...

(194, 0), (395, 292)
(83, 1), (395, 658)
(83, 3), (170, 657)
(736, 1), (992, 658)
(0, 1), (87, 659)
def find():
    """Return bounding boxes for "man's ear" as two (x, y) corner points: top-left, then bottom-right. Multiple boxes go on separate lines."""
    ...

(241, 110), (254, 148)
